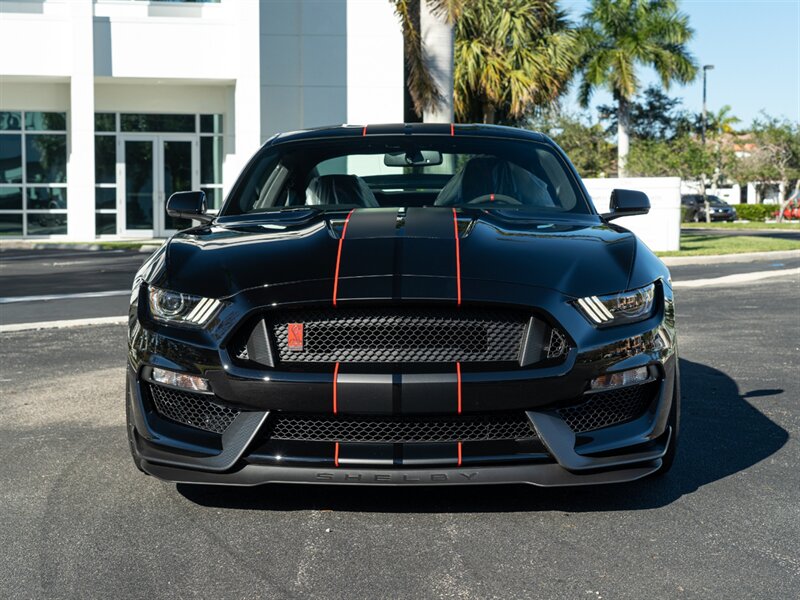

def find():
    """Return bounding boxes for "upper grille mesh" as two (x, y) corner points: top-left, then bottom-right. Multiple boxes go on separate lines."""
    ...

(267, 412), (536, 443)
(148, 383), (240, 434)
(558, 383), (655, 433)
(270, 307), (528, 364)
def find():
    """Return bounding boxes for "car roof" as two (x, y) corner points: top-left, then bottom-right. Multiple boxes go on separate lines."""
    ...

(267, 123), (549, 146)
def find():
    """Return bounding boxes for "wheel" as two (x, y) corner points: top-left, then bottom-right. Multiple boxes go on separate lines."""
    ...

(126, 384), (147, 474)
(654, 373), (680, 476)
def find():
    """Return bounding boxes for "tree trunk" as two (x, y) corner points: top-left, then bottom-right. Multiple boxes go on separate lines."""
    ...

(482, 103), (496, 124)
(776, 178), (788, 222)
(617, 97), (630, 177)
(420, 0), (454, 123)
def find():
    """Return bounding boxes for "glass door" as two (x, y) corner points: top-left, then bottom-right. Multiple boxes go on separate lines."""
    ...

(119, 135), (198, 237)
(120, 137), (156, 236)
(157, 136), (198, 236)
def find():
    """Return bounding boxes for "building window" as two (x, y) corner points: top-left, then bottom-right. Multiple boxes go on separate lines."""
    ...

(200, 114), (223, 210)
(95, 114), (118, 236)
(93, 112), (224, 235)
(0, 111), (67, 236)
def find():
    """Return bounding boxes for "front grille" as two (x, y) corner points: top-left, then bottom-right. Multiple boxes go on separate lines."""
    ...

(266, 412), (537, 443)
(558, 383), (655, 433)
(270, 307), (528, 364)
(148, 383), (240, 434)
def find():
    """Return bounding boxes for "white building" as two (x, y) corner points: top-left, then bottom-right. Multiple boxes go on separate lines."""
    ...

(0, 0), (404, 239)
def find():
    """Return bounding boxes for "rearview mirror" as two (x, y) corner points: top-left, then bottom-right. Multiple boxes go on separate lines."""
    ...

(166, 191), (213, 224)
(384, 150), (443, 167)
(602, 189), (651, 220)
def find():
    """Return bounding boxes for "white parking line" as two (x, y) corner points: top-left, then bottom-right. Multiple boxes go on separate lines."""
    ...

(0, 250), (127, 261)
(0, 290), (130, 304)
(0, 316), (127, 333)
(673, 267), (800, 288)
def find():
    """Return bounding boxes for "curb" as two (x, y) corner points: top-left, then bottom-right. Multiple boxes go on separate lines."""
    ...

(660, 249), (800, 266)
(0, 240), (162, 253)
(0, 316), (127, 333)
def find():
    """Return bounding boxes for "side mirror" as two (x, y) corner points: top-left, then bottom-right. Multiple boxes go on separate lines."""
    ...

(166, 191), (213, 224)
(602, 189), (650, 220)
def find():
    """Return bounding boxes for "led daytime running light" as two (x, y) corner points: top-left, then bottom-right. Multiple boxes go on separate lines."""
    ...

(148, 286), (222, 326)
(575, 283), (656, 327)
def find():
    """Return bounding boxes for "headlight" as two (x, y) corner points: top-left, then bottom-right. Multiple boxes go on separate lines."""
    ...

(148, 286), (222, 326)
(575, 283), (656, 327)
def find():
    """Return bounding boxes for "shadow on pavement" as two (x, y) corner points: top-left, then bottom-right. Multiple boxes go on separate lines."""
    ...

(177, 358), (788, 512)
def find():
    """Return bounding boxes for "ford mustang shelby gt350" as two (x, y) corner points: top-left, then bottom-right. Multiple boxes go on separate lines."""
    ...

(126, 123), (678, 487)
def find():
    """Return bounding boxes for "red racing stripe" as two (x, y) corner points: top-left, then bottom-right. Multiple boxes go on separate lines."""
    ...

(362, 125), (368, 136)
(334, 442), (340, 467)
(450, 123), (455, 136)
(457, 441), (462, 466)
(452, 208), (462, 305)
(332, 209), (355, 306)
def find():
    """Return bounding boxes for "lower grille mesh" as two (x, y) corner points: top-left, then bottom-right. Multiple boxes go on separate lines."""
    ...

(558, 383), (655, 433)
(148, 383), (240, 434)
(267, 412), (536, 443)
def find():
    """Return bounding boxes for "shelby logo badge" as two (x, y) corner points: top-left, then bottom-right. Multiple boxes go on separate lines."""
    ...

(287, 323), (304, 351)
(315, 472), (479, 483)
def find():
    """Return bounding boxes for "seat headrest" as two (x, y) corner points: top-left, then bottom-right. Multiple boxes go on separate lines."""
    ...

(306, 174), (379, 207)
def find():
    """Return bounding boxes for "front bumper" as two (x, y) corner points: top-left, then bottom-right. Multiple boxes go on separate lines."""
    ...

(128, 280), (678, 487)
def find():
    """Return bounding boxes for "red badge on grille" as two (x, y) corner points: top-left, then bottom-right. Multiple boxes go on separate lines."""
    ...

(287, 323), (304, 351)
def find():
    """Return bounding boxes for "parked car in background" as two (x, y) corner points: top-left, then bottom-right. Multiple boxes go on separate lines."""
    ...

(681, 195), (737, 222)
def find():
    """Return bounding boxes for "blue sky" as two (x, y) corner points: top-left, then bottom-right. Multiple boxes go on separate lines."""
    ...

(559, 0), (800, 128)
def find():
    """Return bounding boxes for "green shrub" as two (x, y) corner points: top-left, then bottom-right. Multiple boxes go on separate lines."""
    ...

(733, 204), (775, 221)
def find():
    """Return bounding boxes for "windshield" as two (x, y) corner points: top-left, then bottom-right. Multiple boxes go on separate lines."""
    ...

(222, 136), (592, 217)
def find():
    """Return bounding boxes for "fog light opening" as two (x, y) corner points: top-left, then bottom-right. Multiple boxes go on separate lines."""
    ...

(151, 367), (210, 392)
(590, 366), (649, 391)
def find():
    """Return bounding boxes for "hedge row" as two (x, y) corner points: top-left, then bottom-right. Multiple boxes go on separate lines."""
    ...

(731, 204), (775, 221)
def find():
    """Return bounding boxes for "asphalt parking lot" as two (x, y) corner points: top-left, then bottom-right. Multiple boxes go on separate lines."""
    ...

(1, 249), (799, 599)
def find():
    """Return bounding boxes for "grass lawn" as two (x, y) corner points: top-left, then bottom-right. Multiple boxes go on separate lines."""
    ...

(682, 221), (800, 231)
(657, 233), (800, 257)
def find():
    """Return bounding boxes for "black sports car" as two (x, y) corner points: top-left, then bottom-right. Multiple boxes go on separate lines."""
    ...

(127, 123), (679, 487)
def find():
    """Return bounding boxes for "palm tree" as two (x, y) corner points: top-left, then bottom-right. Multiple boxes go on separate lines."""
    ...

(454, 0), (578, 124)
(390, 0), (463, 122)
(577, 0), (697, 176)
(706, 105), (741, 137)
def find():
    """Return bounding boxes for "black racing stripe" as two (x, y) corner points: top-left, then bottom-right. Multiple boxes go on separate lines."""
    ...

(343, 207), (399, 239)
(336, 372), (393, 413)
(337, 442), (394, 466)
(400, 373), (458, 413)
(401, 442), (459, 466)
(403, 207), (454, 238)
(335, 208), (399, 302)
(400, 208), (459, 300)
(392, 372), (402, 414)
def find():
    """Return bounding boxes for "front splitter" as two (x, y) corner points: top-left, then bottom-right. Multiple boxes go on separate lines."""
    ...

(142, 459), (661, 487)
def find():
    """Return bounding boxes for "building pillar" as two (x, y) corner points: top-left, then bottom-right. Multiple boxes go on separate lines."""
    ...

(224, 0), (263, 195)
(66, 0), (95, 239)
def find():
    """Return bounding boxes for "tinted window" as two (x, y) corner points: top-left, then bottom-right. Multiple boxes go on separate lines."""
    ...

(223, 137), (589, 217)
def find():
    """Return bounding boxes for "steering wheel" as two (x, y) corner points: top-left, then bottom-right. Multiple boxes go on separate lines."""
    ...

(466, 194), (522, 206)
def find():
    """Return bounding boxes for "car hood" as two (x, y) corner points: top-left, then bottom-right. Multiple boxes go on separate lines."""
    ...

(158, 208), (643, 301)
